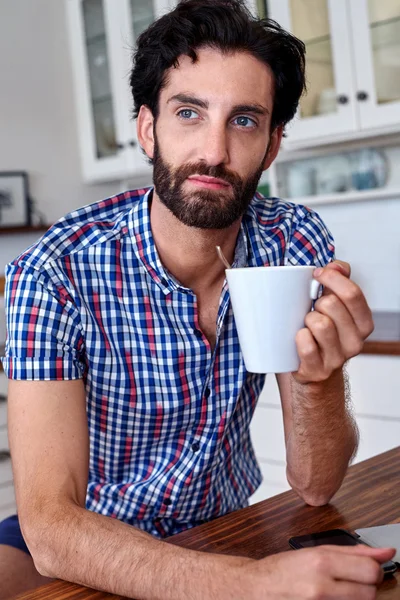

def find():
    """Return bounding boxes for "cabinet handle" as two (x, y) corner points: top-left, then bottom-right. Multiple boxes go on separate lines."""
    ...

(0, 450), (10, 462)
(337, 95), (349, 105)
(0, 395), (6, 403)
(128, 140), (137, 148)
(116, 142), (125, 150)
(357, 91), (369, 101)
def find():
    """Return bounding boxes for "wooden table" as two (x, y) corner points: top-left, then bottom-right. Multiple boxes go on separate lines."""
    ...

(15, 446), (400, 599)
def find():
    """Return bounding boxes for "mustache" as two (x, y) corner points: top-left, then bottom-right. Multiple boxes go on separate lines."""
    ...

(173, 162), (242, 188)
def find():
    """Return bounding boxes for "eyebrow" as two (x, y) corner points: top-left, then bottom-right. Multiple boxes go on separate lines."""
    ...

(167, 93), (269, 116)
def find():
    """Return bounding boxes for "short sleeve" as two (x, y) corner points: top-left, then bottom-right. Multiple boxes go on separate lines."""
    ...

(285, 207), (335, 267)
(1, 263), (85, 380)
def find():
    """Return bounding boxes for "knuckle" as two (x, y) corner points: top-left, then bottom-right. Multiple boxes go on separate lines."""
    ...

(298, 343), (316, 360)
(311, 551), (329, 573)
(342, 283), (362, 304)
(314, 315), (332, 334)
(354, 340), (364, 355)
(346, 338), (364, 358)
(363, 316), (375, 338)
(305, 312), (317, 328)
(318, 294), (337, 313)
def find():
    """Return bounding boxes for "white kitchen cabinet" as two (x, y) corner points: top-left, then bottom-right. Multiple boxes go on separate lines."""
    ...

(267, 0), (400, 148)
(65, 0), (173, 183)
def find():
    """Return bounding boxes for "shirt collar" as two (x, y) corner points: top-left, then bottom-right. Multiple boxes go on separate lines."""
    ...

(128, 187), (253, 292)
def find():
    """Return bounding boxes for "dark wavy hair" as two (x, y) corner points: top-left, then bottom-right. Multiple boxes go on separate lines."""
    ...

(130, 0), (306, 132)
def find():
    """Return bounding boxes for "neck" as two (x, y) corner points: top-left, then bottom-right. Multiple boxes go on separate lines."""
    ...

(150, 192), (241, 291)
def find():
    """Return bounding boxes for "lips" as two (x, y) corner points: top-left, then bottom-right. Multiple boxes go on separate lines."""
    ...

(187, 175), (231, 189)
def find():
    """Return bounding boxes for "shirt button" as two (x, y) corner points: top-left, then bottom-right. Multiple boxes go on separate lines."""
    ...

(204, 387), (211, 398)
(163, 498), (172, 506)
(160, 278), (168, 287)
(194, 328), (203, 339)
(191, 441), (200, 452)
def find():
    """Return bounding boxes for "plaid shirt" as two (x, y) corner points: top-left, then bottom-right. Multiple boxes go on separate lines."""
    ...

(2, 188), (334, 538)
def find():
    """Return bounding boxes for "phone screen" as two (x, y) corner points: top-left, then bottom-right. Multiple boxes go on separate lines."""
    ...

(291, 529), (359, 548)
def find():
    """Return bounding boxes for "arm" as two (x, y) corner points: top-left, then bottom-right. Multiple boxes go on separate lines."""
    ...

(9, 377), (391, 600)
(277, 367), (358, 506)
(276, 261), (373, 506)
(8, 379), (247, 599)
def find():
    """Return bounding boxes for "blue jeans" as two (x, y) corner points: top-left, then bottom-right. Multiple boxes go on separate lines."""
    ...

(0, 515), (30, 555)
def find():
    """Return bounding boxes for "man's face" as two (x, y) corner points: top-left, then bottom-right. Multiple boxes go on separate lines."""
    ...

(141, 48), (278, 229)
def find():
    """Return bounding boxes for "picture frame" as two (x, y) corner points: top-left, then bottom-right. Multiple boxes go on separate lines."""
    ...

(0, 171), (31, 230)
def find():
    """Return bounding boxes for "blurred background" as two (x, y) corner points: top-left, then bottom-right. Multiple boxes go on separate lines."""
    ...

(0, 0), (399, 510)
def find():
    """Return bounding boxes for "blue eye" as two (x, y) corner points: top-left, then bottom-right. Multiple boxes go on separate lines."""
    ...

(178, 109), (199, 120)
(234, 116), (256, 128)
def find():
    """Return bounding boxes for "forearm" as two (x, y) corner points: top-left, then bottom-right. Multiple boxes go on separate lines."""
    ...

(285, 367), (358, 505)
(24, 501), (250, 600)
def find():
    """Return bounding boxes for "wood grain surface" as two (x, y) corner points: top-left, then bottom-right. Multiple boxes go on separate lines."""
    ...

(14, 446), (400, 600)
(362, 341), (400, 356)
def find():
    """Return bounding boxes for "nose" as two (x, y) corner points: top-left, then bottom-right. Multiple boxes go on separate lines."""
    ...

(199, 124), (230, 166)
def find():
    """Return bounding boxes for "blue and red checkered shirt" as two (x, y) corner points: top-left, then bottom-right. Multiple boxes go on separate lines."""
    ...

(2, 188), (334, 537)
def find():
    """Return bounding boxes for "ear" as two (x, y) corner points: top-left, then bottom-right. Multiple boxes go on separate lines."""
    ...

(137, 105), (155, 160)
(262, 125), (284, 171)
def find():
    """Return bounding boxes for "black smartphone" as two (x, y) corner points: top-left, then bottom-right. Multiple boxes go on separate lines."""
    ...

(289, 528), (397, 576)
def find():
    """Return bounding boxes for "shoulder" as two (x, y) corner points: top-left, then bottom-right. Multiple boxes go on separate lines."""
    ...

(248, 193), (322, 230)
(9, 188), (149, 273)
(246, 193), (335, 266)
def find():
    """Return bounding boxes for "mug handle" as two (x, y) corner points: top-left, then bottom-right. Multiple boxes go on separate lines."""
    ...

(310, 278), (322, 301)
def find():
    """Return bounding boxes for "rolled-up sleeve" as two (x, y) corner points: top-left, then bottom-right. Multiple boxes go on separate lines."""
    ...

(1, 262), (85, 380)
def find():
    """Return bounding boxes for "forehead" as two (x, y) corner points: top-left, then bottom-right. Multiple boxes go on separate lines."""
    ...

(159, 47), (274, 112)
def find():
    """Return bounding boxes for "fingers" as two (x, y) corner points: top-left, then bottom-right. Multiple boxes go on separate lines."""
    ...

(304, 310), (344, 368)
(295, 327), (325, 381)
(313, 266), (373, 339)
(313, 294), (364, 358)
(323, 543), (396, 563)
(327, 552), (384, 585)
(324, 260), (351, 278)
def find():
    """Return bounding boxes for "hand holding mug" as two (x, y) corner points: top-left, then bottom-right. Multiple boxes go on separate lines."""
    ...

(294, 260), (374, 384)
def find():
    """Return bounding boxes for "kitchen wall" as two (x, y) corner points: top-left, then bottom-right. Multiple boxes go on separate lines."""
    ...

(311, 197), (400, 312)
(0, 0), (120, 273)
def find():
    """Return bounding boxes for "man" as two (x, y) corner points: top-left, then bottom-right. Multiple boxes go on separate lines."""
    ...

(0, 1), (395, 598)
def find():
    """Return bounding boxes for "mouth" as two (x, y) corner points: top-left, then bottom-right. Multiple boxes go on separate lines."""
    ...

(187, 175), (231, 190)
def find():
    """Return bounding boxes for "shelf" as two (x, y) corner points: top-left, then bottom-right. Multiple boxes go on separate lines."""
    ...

(370, 15), (400, 29)
(0, 225), (50, 235)
(288, 186), (400, 207)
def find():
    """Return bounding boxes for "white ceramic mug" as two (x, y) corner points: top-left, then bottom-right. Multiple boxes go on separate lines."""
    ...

(226, 266), (321, 373)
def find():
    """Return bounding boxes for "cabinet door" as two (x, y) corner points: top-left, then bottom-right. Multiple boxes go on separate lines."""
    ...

(349, 0), (400, 132)
(108, 0), (178, 188)
(246, 0), (268, 17)
(268, 0), (357, 146)
(66, 0), (132, 182)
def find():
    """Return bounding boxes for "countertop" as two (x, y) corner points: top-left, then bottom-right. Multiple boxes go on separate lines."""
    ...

(363, 311), (400, 355)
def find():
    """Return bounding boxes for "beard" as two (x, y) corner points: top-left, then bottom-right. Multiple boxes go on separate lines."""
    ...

(152, 136), (266, 230)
